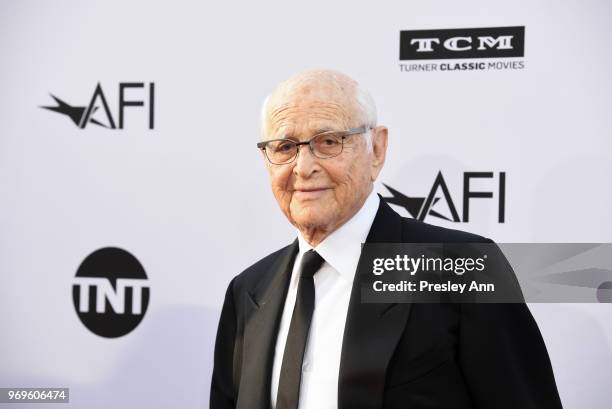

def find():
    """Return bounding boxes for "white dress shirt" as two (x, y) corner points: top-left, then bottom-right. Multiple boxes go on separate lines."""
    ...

(270, 191), (380, 409)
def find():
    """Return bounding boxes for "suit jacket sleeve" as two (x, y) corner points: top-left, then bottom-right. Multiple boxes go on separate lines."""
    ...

(458, 301), (563, 408)
(210, 277), (238, 409)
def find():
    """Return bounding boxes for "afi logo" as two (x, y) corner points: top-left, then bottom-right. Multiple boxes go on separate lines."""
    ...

(383, 171), (506, 223)
(400, 27), (524, 60)
(41, 82), (155, 129)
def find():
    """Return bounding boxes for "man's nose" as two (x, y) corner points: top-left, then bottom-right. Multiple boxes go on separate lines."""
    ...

(293, 143), (319, 177)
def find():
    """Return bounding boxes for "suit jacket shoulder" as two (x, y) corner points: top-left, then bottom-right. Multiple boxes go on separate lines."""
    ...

(230, 242), (297, 295)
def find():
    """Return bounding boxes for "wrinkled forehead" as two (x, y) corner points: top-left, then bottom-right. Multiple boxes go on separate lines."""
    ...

(264, 79), (362, 139)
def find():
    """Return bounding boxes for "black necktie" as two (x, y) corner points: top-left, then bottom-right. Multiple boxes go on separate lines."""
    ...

(276, 249), (325, 409)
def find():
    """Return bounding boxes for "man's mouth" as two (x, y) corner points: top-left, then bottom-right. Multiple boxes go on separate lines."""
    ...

(293, 187), (331, 200)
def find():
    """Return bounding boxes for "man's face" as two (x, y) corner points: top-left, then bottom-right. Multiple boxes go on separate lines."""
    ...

(262, 85), (385, 238)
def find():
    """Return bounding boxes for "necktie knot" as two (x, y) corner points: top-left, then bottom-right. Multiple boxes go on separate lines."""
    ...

(300, 250), (324, 279)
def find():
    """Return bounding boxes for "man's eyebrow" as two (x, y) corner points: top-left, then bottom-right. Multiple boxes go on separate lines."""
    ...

(273, 133), (297, 141)
(272, 127), (337, 139)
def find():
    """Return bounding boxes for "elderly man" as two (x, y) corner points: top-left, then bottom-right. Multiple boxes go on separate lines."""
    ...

(210, 70), (562, 409)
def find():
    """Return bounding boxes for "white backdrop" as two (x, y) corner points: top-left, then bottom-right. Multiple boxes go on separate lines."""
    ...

(1, 0), (611, 408)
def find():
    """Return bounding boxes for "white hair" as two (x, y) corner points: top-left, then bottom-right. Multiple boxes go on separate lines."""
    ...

(355, 84), (378, 128)
(260, 80), (377, 152)
(354, 84), (377, 152)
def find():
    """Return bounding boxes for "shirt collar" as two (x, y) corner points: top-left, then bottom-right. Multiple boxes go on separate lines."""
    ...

(297, 190), (380, 281)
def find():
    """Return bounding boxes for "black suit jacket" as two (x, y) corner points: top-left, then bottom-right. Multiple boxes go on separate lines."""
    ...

(210, 198), (563, 409)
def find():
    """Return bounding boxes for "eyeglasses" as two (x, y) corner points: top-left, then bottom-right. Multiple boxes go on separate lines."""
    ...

(257, 127), (370, 165)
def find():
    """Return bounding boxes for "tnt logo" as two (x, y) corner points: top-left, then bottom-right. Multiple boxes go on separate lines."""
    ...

(72, 247), (150, 338)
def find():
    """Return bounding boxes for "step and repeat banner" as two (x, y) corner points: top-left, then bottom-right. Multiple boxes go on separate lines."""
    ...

(1, 1), (611, 408)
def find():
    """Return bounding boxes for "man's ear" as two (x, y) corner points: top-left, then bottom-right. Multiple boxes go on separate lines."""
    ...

(370, 126), (388, 181)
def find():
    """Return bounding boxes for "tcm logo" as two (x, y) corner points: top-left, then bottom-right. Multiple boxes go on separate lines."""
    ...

(72, 247), (150, 338)
(400, 27), (524, 60)
(383, 171), (506, 223)
(41, 82), (155, 129)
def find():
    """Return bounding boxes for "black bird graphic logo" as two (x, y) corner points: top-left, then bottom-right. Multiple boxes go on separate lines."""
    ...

(40, 94), (111, 128)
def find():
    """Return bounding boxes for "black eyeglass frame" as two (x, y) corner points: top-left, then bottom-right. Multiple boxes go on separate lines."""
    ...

(256, 126), (371, 165)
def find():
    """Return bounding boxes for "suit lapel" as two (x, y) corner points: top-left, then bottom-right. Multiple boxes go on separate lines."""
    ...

(338, 198), (413, 409)
(236, 240), (299, 409)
